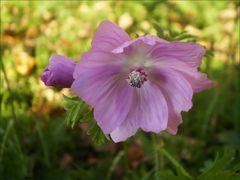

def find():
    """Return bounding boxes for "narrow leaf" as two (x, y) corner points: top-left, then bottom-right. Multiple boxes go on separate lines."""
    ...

(87, 122), (109, 145)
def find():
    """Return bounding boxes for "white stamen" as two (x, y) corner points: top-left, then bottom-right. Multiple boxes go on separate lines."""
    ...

(127, 69), (147, 88)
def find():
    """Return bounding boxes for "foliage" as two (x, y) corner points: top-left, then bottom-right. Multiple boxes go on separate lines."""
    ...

(63, 95), (109, 145)
(158, 149), (240, 180)
(153, 22), (197, 42)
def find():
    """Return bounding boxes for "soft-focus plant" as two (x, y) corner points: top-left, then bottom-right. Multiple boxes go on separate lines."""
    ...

(38, 22), (226, 179)
(42, 21), (212, 145)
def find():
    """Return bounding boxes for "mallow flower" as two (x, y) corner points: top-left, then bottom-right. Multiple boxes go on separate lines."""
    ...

(41, 55), (76, 88)
(71, 21), (212, 142)
(41, 21), (212, 142)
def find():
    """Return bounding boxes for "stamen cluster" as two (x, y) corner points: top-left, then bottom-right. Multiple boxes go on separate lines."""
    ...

(127, 68), (147, 88)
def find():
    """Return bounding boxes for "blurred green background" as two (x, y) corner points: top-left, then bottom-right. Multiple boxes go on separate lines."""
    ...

(0, 1), (239, 179)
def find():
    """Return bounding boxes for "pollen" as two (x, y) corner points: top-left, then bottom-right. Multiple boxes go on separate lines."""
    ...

(127, 68), (147, 88)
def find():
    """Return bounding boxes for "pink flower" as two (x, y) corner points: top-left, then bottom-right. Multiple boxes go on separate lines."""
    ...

(71, 21), (212, 142)
(41, 55), (76, 88)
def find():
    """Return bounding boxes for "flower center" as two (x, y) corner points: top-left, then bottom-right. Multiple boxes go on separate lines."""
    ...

(127, 68), (147, 88)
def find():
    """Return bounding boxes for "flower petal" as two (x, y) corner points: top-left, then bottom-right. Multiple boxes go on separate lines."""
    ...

(72, 74), (134, 134)
(151, 68), (194, 135)
(112, 35), (167, 54)
(166, 109), (182, 135)
(110, 118), (138, 143)
(139, 82), (168, 132)
(160, 91), (182, 135)
(151, 41), (206, 68)
(111, 81), (168, 142)
(152, 57), (212, 92)
(91, 21), (131, 52)
(94, 81), (134, 134)
(152, 68), (193, 112)
(71, 51), (124, 107)
(71, 50), (132, 134)
(73, 51), (124, 79)
(72, 68), (120, 106)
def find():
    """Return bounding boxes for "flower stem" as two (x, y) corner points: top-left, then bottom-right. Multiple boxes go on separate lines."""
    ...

(0, 59), (16, 121)
(123, 141), (129, 172)
(152, 134), (160, 180)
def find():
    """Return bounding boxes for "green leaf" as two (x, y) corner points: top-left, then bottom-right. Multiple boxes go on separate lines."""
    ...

(158, 170), (192, 180)
(35, 120), (50, 166)
(159, 148), (193, 179)
(80, 110), (93, 123)
(205, 49), (214, 58)
(107, 150), (125, 179)
(197, 149), (240, 180)
(63, 95), (84, 128)
(63, 95), (109, 145)
(0, 120), (27, 179)
(152, 22), (198, 42)
(63, 95), (80, 111)
(172, 31), (197, 41)
(152, 21), (165, 38)
(87, 122), (109, 145)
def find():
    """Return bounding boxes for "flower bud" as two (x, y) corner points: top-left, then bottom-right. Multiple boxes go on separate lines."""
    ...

(41, 55), (76, 88)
